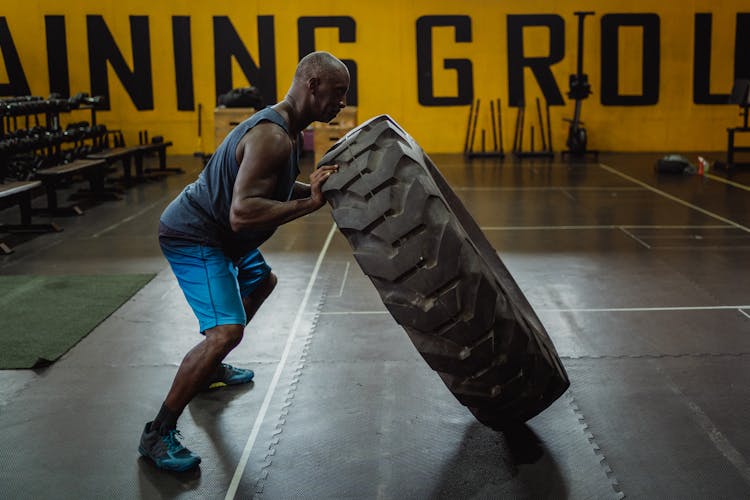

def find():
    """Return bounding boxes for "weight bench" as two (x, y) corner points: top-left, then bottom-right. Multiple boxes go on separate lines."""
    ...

(0, 180), (61, 254)
(86, 146), (144, 185)
(139, 141), (182, 176)
(34, 158), (110, 215)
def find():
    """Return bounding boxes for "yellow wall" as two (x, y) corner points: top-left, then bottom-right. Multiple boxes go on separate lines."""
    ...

(0, 1), (746, 154)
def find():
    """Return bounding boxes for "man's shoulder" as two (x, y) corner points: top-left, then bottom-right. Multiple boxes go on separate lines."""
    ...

(237, 122), (292, 166)
(242, 122), (291, 150)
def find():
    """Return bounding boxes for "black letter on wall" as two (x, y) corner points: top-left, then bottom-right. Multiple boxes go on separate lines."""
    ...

(735, 14), (750, 80)
(0, 17), (30, 96)
(214, 16), (277, 105)
(507, 15), (565, 107)
(298, 16), (358, 106)
(172, 16), (194, 111)
(693, 13), (750, 105)
(694, 14), (728, 104)
(601, 14), (660, 106)
(87, 15), (154, 110)
(45, 16), (69, 98)
(416, 15), (473, 106)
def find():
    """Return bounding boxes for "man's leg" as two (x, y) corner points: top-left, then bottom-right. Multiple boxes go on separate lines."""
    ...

(242, 271), (277, 323)
(140, 324), (243, 471)
(140, 241), (248, 471)
(207, 269), (278, 389)
(204, 265), (277, 389)
(236, 248), (277, 324)
(163, 324), (245, 412)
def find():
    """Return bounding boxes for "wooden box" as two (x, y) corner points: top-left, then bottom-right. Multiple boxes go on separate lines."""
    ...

(313, 106), (358, 164)
(214, 107), (255, 150)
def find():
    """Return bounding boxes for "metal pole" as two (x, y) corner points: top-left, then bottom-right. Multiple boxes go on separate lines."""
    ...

(490, 100), (498, 152)
(497, 98), (504, 154)
(469, 99), (481, 155)
(536, 97), (547, 151)
(463, 100), (474, 154)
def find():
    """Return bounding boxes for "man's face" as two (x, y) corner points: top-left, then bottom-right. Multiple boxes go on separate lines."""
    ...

(314, 71), (350, 122)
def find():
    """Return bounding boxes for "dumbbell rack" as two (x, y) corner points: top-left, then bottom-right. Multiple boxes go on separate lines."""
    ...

(0, 95), (108, 183)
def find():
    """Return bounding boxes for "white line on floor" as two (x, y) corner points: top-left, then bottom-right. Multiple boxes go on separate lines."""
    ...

(319, 310), (388, 315)
(560, 189), (577, 201)
(91, 199), (164, 238)
(648, 245), (750, 250)
(639, 234), (750, 240)
(480, 225), (732, 231)
(655, 361), (750, 488)
(319, 305), (750, 315)
(598, 163), (750, 234)
(705, 173), (750, 192)
(618, 226), (651, 249)
(539, 305), (750, 313)
(0, 238), (63, 270)
(225, 223), (336, 500)
(739, 309), (750, 320)
(282, 233), (299, 252)
(452, 186), (647, 192)
(336, 261), (350, 297)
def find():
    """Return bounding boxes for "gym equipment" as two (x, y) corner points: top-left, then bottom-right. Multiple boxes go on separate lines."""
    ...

(463, 98), (505, 159)
(512, 104), (524, 154)
(655, 154), (697, 175)
(138, 130), (149, 145)
(714, 79), (750, 172)
(318, 115), (569, 427)
(562, 11), (598, 160)
(512, 97), (554, 159)
(0, 180), (61, 254)
(133, 130), (180, 176)
(217, 86), (264, 109)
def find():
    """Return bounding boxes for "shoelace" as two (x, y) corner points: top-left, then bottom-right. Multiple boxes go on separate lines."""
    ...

(163, 430), (187, 454)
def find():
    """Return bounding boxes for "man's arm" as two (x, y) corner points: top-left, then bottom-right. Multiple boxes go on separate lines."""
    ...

(229, 124), (336, 232)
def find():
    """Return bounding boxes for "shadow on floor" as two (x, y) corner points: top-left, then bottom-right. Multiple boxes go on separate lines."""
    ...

(430, 421), (567, 499)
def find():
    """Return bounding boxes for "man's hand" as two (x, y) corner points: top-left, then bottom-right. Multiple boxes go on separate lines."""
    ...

(310, 165), (339, 208)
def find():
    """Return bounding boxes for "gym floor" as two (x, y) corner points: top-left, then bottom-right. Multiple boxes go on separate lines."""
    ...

(1, 150), (749, 499)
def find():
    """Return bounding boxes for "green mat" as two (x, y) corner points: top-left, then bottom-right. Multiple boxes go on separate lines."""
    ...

(0, 274), (155, 369)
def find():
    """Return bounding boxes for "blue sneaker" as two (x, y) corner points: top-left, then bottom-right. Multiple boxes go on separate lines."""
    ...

(138, 423), (201, 472)
(207, 363), (255, 390)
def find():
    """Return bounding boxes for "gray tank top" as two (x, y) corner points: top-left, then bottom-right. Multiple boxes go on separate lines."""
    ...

(160, 107), (300, 260)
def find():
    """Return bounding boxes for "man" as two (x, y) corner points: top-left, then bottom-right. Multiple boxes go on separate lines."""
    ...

(139, 51), (350, 471)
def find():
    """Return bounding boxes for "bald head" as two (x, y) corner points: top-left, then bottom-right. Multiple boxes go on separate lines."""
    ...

(294, 51), (349, 84)
(280, 51), (349, 129)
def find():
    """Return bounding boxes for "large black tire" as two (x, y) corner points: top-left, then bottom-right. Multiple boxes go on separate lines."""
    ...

(318, 115), (569, 427)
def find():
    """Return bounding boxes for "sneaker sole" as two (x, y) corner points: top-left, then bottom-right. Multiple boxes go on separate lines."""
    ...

(138, 446), (201, 472)
(206, 376), (254, 390)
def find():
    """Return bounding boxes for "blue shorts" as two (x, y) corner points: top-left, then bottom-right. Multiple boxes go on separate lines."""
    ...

(160, 240), (271, 333)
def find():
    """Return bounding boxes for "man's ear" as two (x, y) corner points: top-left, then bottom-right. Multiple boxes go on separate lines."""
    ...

(307, 77), (320, 94)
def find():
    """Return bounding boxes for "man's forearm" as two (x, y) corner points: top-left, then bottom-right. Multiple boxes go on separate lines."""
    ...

(291, 181), (312, 200)
(230, 195), (320, 232)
